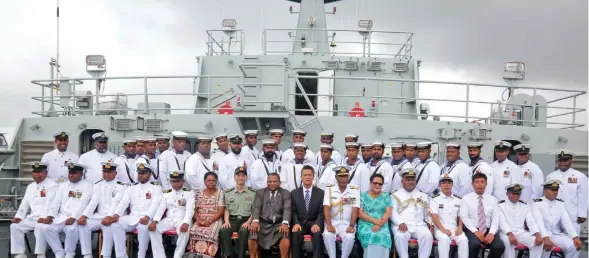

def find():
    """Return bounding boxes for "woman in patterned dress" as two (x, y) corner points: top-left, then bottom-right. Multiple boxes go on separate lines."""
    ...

(357, 173), (393, 257)
(185, 172), (225, 257)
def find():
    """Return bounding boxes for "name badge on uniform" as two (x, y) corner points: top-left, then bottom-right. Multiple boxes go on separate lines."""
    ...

(503, 170), (510, 177)
(454, 204), (460, 208)
(439, 204), (444, 209)
(178, 199), (186, 206)
(68, 191), (75, 197)
(228, 198), (235, 203)
(40, 189), (46, 197)
(568, 177), (578, 184)
(350, 197), (356, 205)
(246, 196), (253, 201)
(146, 192), (152, 199)
(57, 178), (65, 183)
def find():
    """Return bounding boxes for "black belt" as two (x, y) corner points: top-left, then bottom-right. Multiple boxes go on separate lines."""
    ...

(229, 215), (248, 220)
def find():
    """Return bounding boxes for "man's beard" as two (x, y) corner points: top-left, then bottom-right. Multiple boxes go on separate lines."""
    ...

(231, 147), (242, 155)
(264, 151), (275, 159)
(124, 152), (136, 158)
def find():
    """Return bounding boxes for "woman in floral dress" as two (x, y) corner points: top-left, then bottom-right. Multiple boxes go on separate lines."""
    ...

(185, 172), (225, 257)
(357, 173), (393, 257)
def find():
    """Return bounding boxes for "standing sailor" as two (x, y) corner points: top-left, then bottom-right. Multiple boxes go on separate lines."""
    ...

(315, 143), (338, 190)
(343, 133), (362, 160)
(149, 170), (194, 258)
(141, 137), (159, 165)
(114, 139), (139, 184)
(251, 139), (283, 190)
(241, 130), (260, 161)
(158, 131), (191, 190)
(441, 143), (471, 197)
(404, 143), (419, 167)
(314, 132), (342, 165)
(78, 132), (116, 184)
(212, 133), (230, 162)
(389, 143), (413, 193)
(360, 142), (373, 164)
(185, 135), (216, 190)
(10, 162), (59, 258)
(135, 137), (146, 156)
(413, 142), (441, 196)
(268, 128), (285, 160)
(219, 134), (252, 190)
(155, 135), (170, 154)
(467, 142), (494, 194)
(545, 150), (588, 235)
(513, 144), (543, 203)
(278, 142), (312, 191)
(281, 129), (314, 163)
(366, 141), (393, 193)
(41, 131), (79, 183)
(491, 140), (523, 201)
(342, 142), (368, 191)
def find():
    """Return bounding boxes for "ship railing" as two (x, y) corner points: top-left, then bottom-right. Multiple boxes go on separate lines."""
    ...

(262, 28), (413, 58)
(205, 29), (245, 56)
(0, 178), (33, 221)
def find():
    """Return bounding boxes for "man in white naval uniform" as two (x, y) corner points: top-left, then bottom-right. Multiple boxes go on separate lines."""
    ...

(365, 142), (393, 193)
(513, 144), (543, 203)
(155, 135), (170, 154)
(241, 130), (260, 160)
(467, 142), (494, 194)
(404, 143), (419, 167)
(323, 166), (360, 258)
(251, 139), (283, 189)
(41, 131), (79, 183)
(185, 135), (216, 190)
(78, 132), (116, 184)
(341, 142), (368, 191)
(115, 139), (139, 184)
(158, 131), (191, 190)
(42, 163), (94, 258)
(440, 143), (471, 197)
(313, 132), (342, 165)
(268, 128), (285, 160)
(141, 137), (159, 165)
(389, 143), (413, 193)
(211, 133), (230, 162)
(280, 143), (314, 191)
(531, 179), (583, 258)
(111, 161), (162, 258)
(78, 162), (128, 258)
(343, 134), (362, 160)
(391, 168), (433, 258)
(359, 142), (372, 164)
(430, 173), (468, 258)
(10, 162), (59, 258)
(281, 129), (314, 163)
(413, 142), (441, 196)
(149, 170), (195, 258)
(219, 134), (253, 190)
(496, 183), (543, 258)
(135, 137), (146, 157)
(315, 144), (338, 190)
(491, 140), (523, 201)
(545, 150), (588, 235)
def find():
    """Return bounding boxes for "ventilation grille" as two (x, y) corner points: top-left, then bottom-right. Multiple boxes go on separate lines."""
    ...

(367, 61), (382, 71)
(115, 119), (133, 131)
(146, 119), (165, 132)
(343, 61), (358, 70)
(326, 61), (339, 70)
(393, 62), (408, 72)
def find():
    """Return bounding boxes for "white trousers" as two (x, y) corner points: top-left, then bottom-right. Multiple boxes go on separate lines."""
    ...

(323, 223), (355, 258)
(393, 224), (433, 258)
(41, 222), (78, 258)
(541, 234), (580, 258)
(10, 218), (47, 255)
(148, 219), (190, 258)
(499, 231), (542, 258)
(434, 229), (468, 258)
(78, 218), (114, 257)
(111, 216), (150, 258)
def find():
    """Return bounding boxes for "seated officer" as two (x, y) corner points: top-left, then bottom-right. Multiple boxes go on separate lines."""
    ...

(323, 166), (360, 258)
(149, 170), (194, 258)
(531, 179), (583, 258)
(497, 183), (543, 258)
(10, 162), (59, 258)
(43, 163), (94, 258)
(391, 167), (433, 258)
(111, 161), (162, 258)
(220, 166), (256, 258)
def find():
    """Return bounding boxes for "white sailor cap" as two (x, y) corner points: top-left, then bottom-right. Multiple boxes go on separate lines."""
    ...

(155, 135), (170, 141)
(319, 143), (334, 150)
(292, 129), (306, 136)
(390, 142), (404, 149)
(345, 142), (360, 149)
(467, 142), (483, 148)
(134, 136), (146, 142)
(360, 142), (373, 149)
(513, 144), (531, 153)
(494, 140), (512, 150)
(505, 183), (523, 193)
(197, 135), (213, 142)
(344, 133), (358, 139)
(262, 139), (277, 146)
(292, 142), (307, 149)
(446, 142), (461, 149)
(92, 132), (108, 141)
(143, 136), (157, 142)
(439, 173), (453, 182)
(320, 131), (334, 137)
(557, 149), (573, 160)
(371, 141), (385, 148)
(123, 139), (137, 144)
(101, 162), (118, 170)
(228, 134), (244, 143)
(169, 170), (185, 179)
(171, 131), (188, 140)
(66, 162), (86, 173)
(53, 131), (69, 139)
(269, 129), (284, 135)
(416, 142), (433, 149)
(243, 130), (259, 136)
(404, 143), (417, 148)
(215, 133), (228, 140)
(543, 179), (562, 190)
(135, 159), (153, 172)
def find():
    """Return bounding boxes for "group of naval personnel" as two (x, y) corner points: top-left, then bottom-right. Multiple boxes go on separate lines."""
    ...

(8, 128), (587, 258)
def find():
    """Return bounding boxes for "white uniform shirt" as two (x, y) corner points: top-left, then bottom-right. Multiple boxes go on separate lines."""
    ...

(430, 193), (463, 230)
(441, 160), (471, 197)
(518, 161), (544, 203)
(279, 159), (313, 191)
(342, 158), (369, 192)
(390, 188), (429, 227)
(323, 185), (360, 225)
(218, 151), (253, 190)
(211, 149), (228, 163)
(281, 148), (314, 164)
(158, 149), (191, 189)
(49, 179), (94, 224)
(365, 159), (393, 193)
(530, 197), (578, 238)
(154, 188), (196, 225)
(413, 158), (441, 196)
(241, 145), (260, 161)
(315, 160), (337, 191)
(250, 156), (283, 190)
(313, 150), (342, 166)
(390, 159), (413, 193)
(78, 150), (117, 184)
(115, 155), (138, 184)
(491, 159), (523, 201)
(15, 179), (59, 220)
(546, 168), (588, 222)
(469, 159), (494, 195)
(185, 153), (216, 190)
(141, 153), (160, 183)
(41, 149), (79, 182)
(82, 179), (128, 219)
(409, 158), (420, 168)
(114, 182), (163, 224)
(460, 192), (500, 234)
(497, 199), (539, 234)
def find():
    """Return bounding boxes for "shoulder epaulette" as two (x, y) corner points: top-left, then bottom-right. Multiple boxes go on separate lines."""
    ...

(247, 187), (256, 192)
(95, 179), (103, 184)
(453, 194), (461, 199)
(518, 200), (526, 204)
(499, 200), (505, 203)
(182, 187), (191, 191)
(151, 182), (159, 185)
(225, 187), (235, 193)
(163, 189), (173, 193)
(117, 181), (127, 186)
(432, 193), (440, 198)
(534, 198), (542, 202)
(555, 198), (564, 202)
(350, 185), (359, 190)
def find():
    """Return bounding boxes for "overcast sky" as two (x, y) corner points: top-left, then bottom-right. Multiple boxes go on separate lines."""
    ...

(0, 0), (587, 133)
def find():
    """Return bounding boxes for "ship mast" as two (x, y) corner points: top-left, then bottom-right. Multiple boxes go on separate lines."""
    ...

(289, 0), (339, 55)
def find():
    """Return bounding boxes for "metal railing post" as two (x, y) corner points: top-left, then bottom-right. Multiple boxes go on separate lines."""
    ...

(207, 77), (211, 113)
(531, 88), (537, 126)
(143, 77), (149, 115)
(465, 84), (470, 122)
(572, 95), (577, 130)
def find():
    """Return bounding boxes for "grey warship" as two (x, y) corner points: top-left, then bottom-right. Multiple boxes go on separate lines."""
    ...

(0, 0), (587, 256)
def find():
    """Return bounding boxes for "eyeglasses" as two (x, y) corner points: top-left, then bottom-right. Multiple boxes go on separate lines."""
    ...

(371, 182), (383, 186)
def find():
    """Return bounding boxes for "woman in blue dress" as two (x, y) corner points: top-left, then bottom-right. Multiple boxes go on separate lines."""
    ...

(357, 173), (393, 257)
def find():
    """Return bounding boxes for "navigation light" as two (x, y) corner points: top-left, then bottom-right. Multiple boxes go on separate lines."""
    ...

(358, 20), (373, 30)
(222, 19), (237, 29)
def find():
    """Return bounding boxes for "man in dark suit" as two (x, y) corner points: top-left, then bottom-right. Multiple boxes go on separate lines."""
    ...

(249, 173), (292, 258)
(291, 165), (325, 258)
